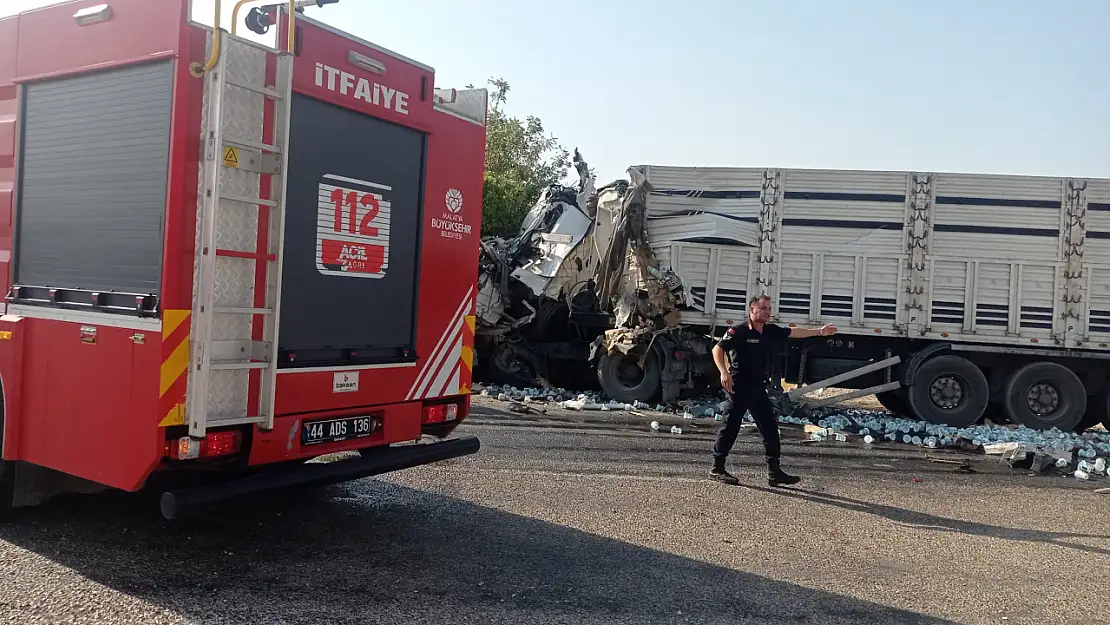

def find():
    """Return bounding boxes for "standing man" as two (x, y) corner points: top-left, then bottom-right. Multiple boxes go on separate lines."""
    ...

(709, 294), (836, 486)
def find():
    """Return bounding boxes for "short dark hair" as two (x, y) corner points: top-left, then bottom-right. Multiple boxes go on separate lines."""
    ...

(748, 294), (771, 307)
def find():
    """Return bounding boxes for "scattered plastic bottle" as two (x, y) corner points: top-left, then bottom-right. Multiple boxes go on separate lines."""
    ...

(1055, 458), (1069, 469)
(1095, 458), (1107, 474)
(1075, 469), (1090, 481)
(670, 426), (683, 435)
(650, 421), (661, 431)
(864, 435), (876, 444)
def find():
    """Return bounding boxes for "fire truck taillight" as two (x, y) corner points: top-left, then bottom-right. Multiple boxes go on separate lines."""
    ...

(423, 402), (459, 424)
(165, 431), (241, 460)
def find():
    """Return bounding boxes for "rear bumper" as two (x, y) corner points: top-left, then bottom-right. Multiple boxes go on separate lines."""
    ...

(159, 435), (480, 520)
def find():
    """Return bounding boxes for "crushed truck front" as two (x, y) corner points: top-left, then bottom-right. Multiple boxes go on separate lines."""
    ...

(0, 0), (487, 515)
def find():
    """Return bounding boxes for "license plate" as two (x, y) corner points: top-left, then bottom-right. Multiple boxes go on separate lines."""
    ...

(302, 415), (380, 446)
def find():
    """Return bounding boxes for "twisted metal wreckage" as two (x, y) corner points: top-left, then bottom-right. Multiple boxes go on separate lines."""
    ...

(474, 153), (709, 403)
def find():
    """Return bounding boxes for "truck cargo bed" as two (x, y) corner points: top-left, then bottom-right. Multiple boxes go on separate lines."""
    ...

(642, 165), (1110, 353)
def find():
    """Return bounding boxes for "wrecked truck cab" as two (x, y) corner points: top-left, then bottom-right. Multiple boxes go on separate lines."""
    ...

(474, 158), (715, 402)
(474, 151), (613, 390)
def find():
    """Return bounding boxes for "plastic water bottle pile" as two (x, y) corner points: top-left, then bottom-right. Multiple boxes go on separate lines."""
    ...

(480, 384), (582, 403)
(793, 406), (1110, 478)
(480, 384), (703, 416)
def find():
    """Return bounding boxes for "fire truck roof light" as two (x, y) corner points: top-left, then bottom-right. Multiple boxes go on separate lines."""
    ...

(348, 51), (386, 75)
(74, 4), (113, 26)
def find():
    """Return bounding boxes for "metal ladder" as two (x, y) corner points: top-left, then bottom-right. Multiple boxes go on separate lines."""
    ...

(186, 27), (294, 438)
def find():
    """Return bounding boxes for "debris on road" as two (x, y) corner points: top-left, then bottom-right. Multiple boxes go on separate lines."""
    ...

(478, 382), (1110, 481)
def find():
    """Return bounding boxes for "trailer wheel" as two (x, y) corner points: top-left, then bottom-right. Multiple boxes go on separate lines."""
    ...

(875, 389), (911, 417)
(1076, 399), (1101, 432)
(906, 355), (989, 427)
(597, 350), (661, 404)
(1075, 381), (1110, 432)
(1003, 362), (1086, 431)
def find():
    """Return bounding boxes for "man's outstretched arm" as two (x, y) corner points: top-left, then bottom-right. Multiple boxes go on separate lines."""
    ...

(788, 324), (837, 339)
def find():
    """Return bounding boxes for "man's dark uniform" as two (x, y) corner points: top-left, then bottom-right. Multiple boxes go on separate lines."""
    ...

(711, 321), (800, 486)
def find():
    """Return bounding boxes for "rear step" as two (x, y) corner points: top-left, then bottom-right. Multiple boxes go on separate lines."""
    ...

(159, 436), (481, 519)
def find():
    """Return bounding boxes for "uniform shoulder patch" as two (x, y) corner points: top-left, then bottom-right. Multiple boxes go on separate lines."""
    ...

(726, 327), (736, 335)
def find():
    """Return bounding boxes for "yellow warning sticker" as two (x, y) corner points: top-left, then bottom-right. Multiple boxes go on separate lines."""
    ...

(223, 146), (239, 168)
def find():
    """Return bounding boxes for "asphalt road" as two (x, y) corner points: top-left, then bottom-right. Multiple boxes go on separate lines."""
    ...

(0, 399), (1107, 625)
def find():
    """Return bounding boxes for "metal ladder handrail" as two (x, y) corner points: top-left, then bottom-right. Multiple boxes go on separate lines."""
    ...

(191, 0), (300, 79)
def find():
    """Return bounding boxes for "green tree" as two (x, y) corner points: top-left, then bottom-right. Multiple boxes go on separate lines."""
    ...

(476, 78), (571, 237)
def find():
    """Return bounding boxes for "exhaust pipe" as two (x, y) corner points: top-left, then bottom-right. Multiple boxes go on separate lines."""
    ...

(159, 436), (480, 520)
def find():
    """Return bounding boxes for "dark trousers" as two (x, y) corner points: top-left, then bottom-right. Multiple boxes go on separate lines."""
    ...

(712, 385), (781, 467)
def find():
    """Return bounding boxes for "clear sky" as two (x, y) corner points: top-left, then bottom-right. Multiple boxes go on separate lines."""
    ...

(4, 0), (1108, 184)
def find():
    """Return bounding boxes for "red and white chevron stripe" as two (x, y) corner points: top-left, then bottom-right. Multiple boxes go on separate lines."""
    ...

(407, 286), (476, 400)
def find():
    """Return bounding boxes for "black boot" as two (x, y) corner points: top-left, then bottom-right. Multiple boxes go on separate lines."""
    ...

(709, 458), (739, 485)
(767, 459), (800, 487)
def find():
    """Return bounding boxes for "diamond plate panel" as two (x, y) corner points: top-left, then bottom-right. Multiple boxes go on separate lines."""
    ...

(214, 256), (255, 309)
(222, 38), (267, 141)
(207, 369), (250, 421)
(215, 200), (259, 253)
(212, 312), (252, 343)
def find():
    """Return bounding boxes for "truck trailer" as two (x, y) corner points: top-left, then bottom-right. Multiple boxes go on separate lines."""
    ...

(0, 0), (487, 520)
(477, 162), (1110, 434)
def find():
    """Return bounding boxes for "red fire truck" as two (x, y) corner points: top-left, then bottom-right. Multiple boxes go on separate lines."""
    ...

(0, 0), (486, 520)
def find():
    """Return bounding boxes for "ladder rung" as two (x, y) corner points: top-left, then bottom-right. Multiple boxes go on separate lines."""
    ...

(220, 194), (279, 208)
(206, 415), (267, 427)
(211, 361), (272, 371)
(209, 339), (272, 362)
(224, 137), (281, 155)
(213, 307), (273, 315)
(226, 79), (283, 100)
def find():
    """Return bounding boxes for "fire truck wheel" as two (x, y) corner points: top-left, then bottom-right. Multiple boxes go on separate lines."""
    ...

(1002, 361), (1086, 432)
(906, 354), (989, 427)
(597, 350), (661, 405)
(0, 414), (13, 522)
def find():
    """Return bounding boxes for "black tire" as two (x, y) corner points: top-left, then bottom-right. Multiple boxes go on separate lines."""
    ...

(597, 350), (662, 404)
(906, 355), (989, 427)
(981, 401), (1011, 425)
(875, 389), (911, 416)
(1076, 381), (1110, 432)
(0, 411), (14, 522)
(1003, 362), (1087, 431)
(488, 343), (541, 389)
(1076, 399), (1102, 432)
